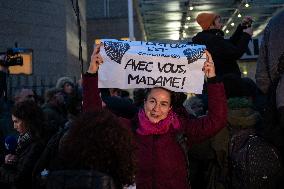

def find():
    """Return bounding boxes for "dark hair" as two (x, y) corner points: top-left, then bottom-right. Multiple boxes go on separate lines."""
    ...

(120, 90), (130, 98)
(11, 101), (46, 140)
(109, 88), (121, 96)
(59, 109), (136, 187)
(172, 92), (187, 109)
(144, 87), (175, 106)
(133, 88), (145, 107)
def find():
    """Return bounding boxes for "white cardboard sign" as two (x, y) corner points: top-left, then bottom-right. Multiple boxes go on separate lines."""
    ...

(98, 39), (206, 93)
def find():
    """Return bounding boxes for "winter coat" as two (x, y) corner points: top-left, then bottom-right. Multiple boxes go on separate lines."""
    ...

(225, 98), (282, 189)
(32, 127), (69, 184)
(229, 129), (282, 189)
(82, 74), (227, 189)
(256, 10), (284, 108)
(41, 103), (67, 131)
(192, 26), (251, 77)
(0, 137), (46, 189)
(55, 77), (74, 89)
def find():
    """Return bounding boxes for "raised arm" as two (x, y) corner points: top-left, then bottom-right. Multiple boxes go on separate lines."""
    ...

(82, 44), (104, 112)
(230, 16), (253, 44)
(185, 51), (227, 143)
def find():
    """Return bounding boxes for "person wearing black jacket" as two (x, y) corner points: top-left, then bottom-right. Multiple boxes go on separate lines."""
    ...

(0, 101), (50, 189)
(192, 12), (253, 78)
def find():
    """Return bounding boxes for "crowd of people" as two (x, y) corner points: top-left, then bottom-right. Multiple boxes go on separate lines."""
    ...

(0, 10), (283, 189)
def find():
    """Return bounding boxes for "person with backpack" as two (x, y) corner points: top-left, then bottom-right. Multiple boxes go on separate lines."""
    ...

(227, 97), (283, 189)
(82, 45), (227, 189)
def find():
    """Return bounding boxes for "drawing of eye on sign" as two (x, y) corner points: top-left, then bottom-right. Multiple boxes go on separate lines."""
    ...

(98, 39), (206, 93)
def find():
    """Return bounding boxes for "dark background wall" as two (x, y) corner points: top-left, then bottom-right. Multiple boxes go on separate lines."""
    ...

(0, 0), (144, 97)
(86, 0), (144, 62)
(0, 0), (87, 96)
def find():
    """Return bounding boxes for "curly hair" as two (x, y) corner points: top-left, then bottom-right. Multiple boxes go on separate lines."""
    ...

(59, 109), (136, 188)
(11, 100), (47, 140)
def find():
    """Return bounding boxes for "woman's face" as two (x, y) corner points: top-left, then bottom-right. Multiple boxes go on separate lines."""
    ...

(144, 88), (172, 123)
(212, 17), (223, 30)
(63, 83), (74, 94)
(12, 115), (27, 135)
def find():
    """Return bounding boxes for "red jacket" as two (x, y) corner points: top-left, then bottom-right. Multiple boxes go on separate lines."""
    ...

(82, 74), (227, 189)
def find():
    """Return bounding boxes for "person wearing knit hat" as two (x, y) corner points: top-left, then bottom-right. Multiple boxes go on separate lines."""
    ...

(196, 12), (220, 30)
(55, 77), (77, 112)
(56, 77), (74, 95)
(192, 12), (253, 79)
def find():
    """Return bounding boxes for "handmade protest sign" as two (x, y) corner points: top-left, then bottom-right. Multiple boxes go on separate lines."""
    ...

(98, 39), (206, 93)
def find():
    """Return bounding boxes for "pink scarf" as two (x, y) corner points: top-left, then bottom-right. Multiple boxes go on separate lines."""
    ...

(137, 109), (181, 135)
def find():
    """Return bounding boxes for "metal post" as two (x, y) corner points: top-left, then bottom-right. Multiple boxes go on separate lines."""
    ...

(128, 0), (135, 41)
(75, 0), (83, 75)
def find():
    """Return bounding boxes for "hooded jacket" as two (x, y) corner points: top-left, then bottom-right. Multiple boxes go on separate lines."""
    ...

(55, 77), (74, 89)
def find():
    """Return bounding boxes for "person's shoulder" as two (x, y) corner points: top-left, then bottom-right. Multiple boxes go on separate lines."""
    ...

(30, 139), (47, 150)
(193, 30), (223, 43)
(193, 30), (211, 38)
(41, 104), (56, 113)
(272, 10), (284, 22)
(267, 10), (284, 29)
(17, 140), (45, 159)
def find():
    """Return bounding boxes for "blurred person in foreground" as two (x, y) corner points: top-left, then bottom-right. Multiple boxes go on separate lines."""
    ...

(46, 109), (136, 189)
(255, 10), (284, 157)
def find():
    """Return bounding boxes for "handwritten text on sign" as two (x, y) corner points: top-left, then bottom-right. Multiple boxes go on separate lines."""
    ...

(98, 39), (206, 93)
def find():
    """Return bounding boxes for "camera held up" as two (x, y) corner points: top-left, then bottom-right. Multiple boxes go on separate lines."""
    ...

(0, 48), (25, 67)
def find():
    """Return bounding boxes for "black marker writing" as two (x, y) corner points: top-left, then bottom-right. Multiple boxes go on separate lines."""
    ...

(128, 74), (186, 89)
(124, 59), (153, 72)
(158, 62), (186, 74)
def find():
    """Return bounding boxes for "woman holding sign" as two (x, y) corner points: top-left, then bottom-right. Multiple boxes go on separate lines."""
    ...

(82, 45), (227, 189)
